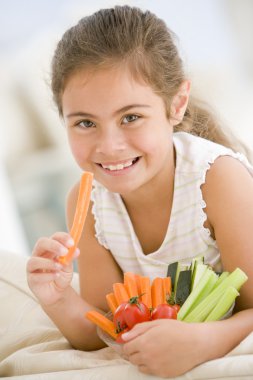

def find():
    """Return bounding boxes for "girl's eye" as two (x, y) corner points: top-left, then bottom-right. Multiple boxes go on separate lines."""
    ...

(122, 114), (139, 124)
(76, 120), (95, 129)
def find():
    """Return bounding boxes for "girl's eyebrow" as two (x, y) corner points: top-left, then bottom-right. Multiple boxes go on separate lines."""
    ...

(66, 104), (151, 119)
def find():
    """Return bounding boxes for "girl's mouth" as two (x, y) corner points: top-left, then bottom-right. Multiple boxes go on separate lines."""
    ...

(97, 157), (140, 173)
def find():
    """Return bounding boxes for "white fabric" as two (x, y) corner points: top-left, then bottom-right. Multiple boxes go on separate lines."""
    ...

(0, 252), (253, 380)
(91, 132), (253, 280)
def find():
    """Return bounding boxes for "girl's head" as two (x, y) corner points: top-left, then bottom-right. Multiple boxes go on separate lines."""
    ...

(51, 5), (184, 121)
(51, 5), (250, 159)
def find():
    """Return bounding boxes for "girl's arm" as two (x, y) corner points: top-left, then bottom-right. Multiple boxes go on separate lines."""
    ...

(37, 182), (123, 351)
(202, 155), (253, 311)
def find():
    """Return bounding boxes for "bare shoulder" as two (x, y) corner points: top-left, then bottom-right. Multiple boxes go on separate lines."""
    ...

(66, 181), (123, 311)
(202, 155), (253, 209)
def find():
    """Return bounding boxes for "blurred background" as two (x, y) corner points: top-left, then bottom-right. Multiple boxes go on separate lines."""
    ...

(0, 0), (252, 256)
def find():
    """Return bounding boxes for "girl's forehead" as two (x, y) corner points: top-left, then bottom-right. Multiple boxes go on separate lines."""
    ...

(64, 64), (148, 93)
(61, 65), (168, 119)
(62, 65), (160, 109)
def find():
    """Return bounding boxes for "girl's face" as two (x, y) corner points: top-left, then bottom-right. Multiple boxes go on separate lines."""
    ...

(62, 65), (175, 195)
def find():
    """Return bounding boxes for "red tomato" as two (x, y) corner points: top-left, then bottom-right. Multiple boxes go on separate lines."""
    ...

(123, 297), (151, 328)
(172, 304), (181, 313)
(113, 302), (128, 332)
(151, 303), (177, 320)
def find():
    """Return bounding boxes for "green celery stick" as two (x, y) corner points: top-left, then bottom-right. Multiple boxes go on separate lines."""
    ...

(213, 271), (229, 289)
(177, 269), (218, 320)
(190, 256), (204, 278)
(204, 287), (239, 322)
(191, 263), (208, 290)
(183, 268), (247, 322)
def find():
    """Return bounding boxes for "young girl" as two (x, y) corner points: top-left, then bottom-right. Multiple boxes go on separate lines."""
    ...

(27, 5), (253, 378)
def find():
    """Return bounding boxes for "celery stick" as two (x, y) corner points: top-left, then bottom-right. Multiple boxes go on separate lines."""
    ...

(177, 269), (218, 320)
(183, 268), (247, 322)
(190, 256), (204, 277)
(204, 287), (239, 322)
(213, 271), (229, 289)
(191, 264), (208, 291)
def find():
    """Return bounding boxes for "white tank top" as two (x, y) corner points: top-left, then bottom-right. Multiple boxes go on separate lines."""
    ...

(91, 132), (253, 281)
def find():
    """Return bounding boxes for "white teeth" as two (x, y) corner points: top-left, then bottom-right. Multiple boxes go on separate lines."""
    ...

(101, 159), (135, 171)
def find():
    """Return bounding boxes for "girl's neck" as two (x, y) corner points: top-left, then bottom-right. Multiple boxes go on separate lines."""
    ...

(121, 146), (176, 210)
(120, 146), (176, 255)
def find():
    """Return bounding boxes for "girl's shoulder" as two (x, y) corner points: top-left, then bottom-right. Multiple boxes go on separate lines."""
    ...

(173, 132), (253, 176)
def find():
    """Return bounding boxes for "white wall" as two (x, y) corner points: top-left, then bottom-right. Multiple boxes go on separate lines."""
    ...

(0, 0), (252, 254)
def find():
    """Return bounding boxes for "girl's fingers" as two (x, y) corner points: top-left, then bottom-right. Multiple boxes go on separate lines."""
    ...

(51, 232), (74, 247)
(32, 236), (74, 259)
(121, 320), (156, 342)
(27, 256), (62, 273)
(28, 272), (59, 284)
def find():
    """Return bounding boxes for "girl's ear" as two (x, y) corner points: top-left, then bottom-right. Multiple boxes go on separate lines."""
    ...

(170, 80), (191, 126)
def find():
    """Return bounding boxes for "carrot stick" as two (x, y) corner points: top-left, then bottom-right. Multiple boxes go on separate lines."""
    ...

(163, 277), (172, 303)
(151, 277), (164, 308)
(124, 272), (139, 298)
(85, 310), (117, 339)
(134, 274), (141, 295)
(113, 283), (129, 305)
(140, 276), (152, 309)
(106, 293), (118, 314)
(58, 171), (93, 265)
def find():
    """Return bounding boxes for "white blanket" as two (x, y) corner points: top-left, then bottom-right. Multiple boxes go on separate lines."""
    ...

(0, 252), (252, 380)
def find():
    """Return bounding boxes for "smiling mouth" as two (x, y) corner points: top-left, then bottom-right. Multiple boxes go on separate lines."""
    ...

(97, 157), (140, 171)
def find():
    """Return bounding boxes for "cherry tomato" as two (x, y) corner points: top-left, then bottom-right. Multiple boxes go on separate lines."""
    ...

(172, 304), (181, 313)
(123, 296), (151, 328)
(151, 303), (177, 320)
(113, 302), (128, 332)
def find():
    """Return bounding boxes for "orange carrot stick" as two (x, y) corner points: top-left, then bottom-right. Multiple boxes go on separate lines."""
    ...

(124, 272), (139, 298)
(113, 283), (129, 305)
(58, 171), (93, 265)
(163, 277), (172, 303)
(106, 292), (118, 314)
(134, 274), (141, 295)
(85, 310), (117, 339)
(151, 277), (164, 308)
(140, 276), (152, 309)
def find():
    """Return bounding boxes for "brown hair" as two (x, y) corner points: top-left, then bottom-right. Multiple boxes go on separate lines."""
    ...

(51, 5), (250, 157)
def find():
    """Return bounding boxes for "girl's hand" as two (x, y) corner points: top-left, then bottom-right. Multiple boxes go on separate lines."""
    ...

(122, 319), (210, 378)
(27, 232), (80, 306)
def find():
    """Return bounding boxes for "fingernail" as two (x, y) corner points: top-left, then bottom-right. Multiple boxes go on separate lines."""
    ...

(66, 238), (75, 247)
(59, 246), (68, 256)
(121, 332), (130, 340)
(74, 248), (80, 258)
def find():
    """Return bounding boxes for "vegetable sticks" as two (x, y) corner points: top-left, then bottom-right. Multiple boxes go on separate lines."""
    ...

(151, 277), (164, 308)
(124, 272), (139, 298)
(163, 277), (172, 303)
(113, 283), (129, 304)
(140, 276), (152, 309)
(106, 293), (118, 314)
(85, 310), (117, 339)
(58, 171), (93, 265)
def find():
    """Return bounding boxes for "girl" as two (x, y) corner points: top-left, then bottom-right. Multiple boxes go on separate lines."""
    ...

(27, 5), (253, 378)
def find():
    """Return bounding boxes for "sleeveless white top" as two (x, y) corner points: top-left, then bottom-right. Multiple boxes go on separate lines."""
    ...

(91, 132), (253, 280)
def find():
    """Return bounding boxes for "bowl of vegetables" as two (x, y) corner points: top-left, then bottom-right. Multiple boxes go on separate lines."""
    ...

(86, 256), (247, 356)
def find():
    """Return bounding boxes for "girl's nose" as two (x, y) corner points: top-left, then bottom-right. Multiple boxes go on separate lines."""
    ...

(95, 126), (126, 155)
